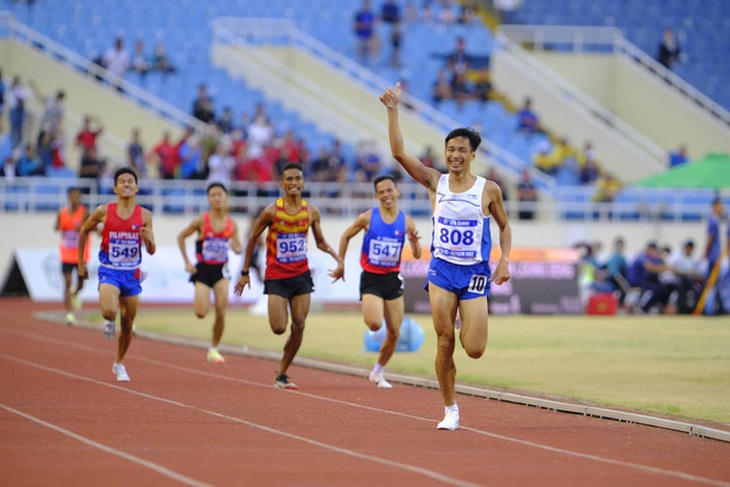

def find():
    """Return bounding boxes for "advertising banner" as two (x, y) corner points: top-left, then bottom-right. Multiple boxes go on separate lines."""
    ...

(401, 248), (582, 315)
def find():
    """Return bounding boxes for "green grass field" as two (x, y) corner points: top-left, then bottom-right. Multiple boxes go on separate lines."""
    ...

(130, 309), (730, 426)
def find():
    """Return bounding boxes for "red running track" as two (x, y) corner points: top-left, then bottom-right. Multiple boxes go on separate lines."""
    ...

(1, 298), (729, 487)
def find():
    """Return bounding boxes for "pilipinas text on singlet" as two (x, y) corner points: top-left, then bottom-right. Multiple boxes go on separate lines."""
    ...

(431, 175), (492, 265)
(99, 203), (143, 270)
(360, 207), (406, 274)
(59, 205), (90, 264)
(265, 198), (310, 280)
(196, 212), (233, 265)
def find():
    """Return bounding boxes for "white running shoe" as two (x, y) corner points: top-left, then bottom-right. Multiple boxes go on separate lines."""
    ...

(369, 371), (393, 389)
(112, 362), (130, 382)
(72, 293), (82, 311)
(65, 312), (76, 326)
(437, 409), (460, 430)
(103, 320), (115, 340)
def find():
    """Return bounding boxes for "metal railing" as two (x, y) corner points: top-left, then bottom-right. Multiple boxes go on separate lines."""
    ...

(0, 177), (718, 223)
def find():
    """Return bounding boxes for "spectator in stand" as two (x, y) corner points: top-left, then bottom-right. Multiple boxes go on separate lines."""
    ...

(669, 239), (704, 314)
(206, 141), (235, 187)
(131, 39), (151, 82)
(432, 68), (453, 105)
(15, 143), (44, 177)
(532, 141), (555, 176)
(75, 115), (104, 156)
(102, 37), (130, 90)
(0, 68), (6, 117)
(549, 137), (573, 173)
(516, 168), (537, 220)
(179, 135), (203, 180)
(192, 83), (215, 124)
(657, 28), (680, 70)
(451, 71), (471, 109)
(27, 79), (65, 151)
(7, 75), (30, 148)
(438, 1), (458, 23)
(78, 145), (106, 182)
(354, 139), (383, 183)
(149, 131), (178, 179)
(217, 106), (235, 135)
(247, 114), (274, 160)
(151, 43), (176, 74)
(494, 0), (523, 24)
(473, 70), (491, 105)
(447, 36), (469, 77)
(388, 21), (403, 68)
(633, 241), (672, 314)
(419, 145), (438, 170)
(593, 173), (622, 203)
(577, 141), (601, 183)
(603, 236), (630, 307)
(380, 0), (401, 24)
(669, 144), (689, 168)
(127, 128), (146, 178)
(458, 0), (477, 24)
(516, 97), (540, 135)
(354, 0), (377, 65)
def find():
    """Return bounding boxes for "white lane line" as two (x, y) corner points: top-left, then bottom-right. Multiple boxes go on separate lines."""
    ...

(0, 353), (481, 487)
(4, 329), (730, 487)
(0, 403), (212, 487)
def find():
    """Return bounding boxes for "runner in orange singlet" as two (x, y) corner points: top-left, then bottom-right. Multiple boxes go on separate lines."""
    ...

(55, 187), (90, 326)
(234, 163), (342, 389)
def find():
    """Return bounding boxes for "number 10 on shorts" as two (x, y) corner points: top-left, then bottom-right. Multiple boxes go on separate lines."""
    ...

(468, 275), (488, 294)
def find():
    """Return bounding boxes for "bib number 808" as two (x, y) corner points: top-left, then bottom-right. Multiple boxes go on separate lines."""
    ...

(439, 228), (474, 246)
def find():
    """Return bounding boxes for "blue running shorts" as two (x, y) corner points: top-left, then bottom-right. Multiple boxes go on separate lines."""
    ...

(424, 258), (491, 300)
(98, 266), (143, 297)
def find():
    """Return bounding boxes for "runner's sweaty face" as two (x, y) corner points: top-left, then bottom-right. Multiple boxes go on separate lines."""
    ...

(280, 169), (304, 196)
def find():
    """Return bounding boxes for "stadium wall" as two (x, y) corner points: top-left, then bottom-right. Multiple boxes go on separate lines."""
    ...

(0, 213), (705, 290)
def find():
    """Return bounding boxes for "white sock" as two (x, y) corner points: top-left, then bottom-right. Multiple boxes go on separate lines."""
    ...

(373, 363), (384, 375)
(445, 403), (458, 413)
(104, 319), (114, 326)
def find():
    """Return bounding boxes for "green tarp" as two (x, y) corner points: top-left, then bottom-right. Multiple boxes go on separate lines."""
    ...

(633, 152), (730, 188)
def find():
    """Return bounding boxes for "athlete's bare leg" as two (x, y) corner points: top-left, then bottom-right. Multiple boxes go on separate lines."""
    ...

(210, 278), (229, 348)
(378, 296), (404, 367)
(193, 282), (212, 319)
(277, 293), (310, 377)
(428, 284), (459, 407)
(117, 295), (139, 363)
(458, 297), (489, 358)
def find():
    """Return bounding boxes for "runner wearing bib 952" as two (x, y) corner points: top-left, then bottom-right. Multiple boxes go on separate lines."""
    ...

(234, 163), (342, 390)
(330, 174), (422, 389)
(78, 167), (156, 382)
(380, 82), (512, 431)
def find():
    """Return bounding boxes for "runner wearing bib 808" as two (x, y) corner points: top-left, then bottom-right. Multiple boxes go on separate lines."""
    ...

(380, 82), (512, 431)
(234, 163), (342, 390)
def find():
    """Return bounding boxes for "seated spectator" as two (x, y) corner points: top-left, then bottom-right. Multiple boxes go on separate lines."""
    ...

(458, 0), (478, 24)
(550, 137), (574, 171)
(151, 43), (176, 74)
(354, 139), (382, 182)
(670, 239), (704, 314)
(603, 236), (630, 306)
(353, 0), (377, 65)
(127, 128), (147, 178)
(472, 70), (491, 104)
(632, 241), (672, 314)
(380, 0), (401, 24)
(532, 142), (555, 176)
(179, 135), (203, 180)
(75, 115), (104, 157)
(669, 144), (689, 168)
(593, 173), (622, 202)
(657, 28), (680, 70)
(580, 155), (601, 185)
(451, 71), (472, 108)
(217, 106), (235, 135)
(447, 37), (470, 76)
(486, 167), (508, 204)
(15, 143), (44, 177)
(78, 145), (106, 182)
(206, 141), (235, 186)
(149, 131), (178, 179)
(431, 69), (453, 104)
(101, 37), (129, 90)
(517, 168), (537, 220)
(192, 83), (215, 124)
(516, 97), (540, 134)
(131, 39), (151, 80)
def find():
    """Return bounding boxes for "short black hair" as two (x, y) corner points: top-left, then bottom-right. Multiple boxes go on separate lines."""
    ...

(207, 182), (227, 194)
(373, 174), (396, 189)
(67, 186), (83, 194)
(280, 162), (303, 176)
(445, 127), (482, 152)
(114, 167), (138, 185)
